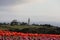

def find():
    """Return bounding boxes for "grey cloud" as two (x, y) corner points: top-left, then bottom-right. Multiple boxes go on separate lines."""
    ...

(0, 0), (27, 6)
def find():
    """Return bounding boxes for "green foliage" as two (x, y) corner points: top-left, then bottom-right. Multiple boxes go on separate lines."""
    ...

(10, 20), (18, 26)
(0, 25), (60, 34)
(20, 22), (27, 25)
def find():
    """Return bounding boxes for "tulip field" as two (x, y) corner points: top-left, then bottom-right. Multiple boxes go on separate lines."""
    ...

(0, 30), (60, 40)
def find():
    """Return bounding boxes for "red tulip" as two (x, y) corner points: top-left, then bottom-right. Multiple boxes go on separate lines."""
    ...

(0, 30), (59, 40)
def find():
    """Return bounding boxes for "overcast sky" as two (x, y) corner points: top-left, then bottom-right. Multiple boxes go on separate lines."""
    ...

(0, 0), (60, 26)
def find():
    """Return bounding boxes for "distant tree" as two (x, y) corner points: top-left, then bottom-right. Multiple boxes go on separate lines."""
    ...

(7, 23), (10, 25)
(0, 23), (2, 26)
(0, 23), (2, 25)
(10, 20), (18, 26)
(40, 24), (53, 27)
(0, 22), (7, 25)
(32, 23), (39, 26)
(3, 22), (7, 25)
(20, 22), (27, 25)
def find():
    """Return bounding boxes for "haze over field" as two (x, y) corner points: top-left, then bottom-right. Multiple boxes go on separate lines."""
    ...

(0, 0), (60, 26)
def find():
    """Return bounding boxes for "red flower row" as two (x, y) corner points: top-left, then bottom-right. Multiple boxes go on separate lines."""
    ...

(0, 30), (60, 38)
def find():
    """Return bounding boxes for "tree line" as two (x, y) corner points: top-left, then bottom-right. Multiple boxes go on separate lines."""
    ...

(0, 19), (55, 27)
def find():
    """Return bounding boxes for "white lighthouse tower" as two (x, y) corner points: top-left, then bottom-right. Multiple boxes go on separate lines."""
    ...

(28, 18), (30, 25)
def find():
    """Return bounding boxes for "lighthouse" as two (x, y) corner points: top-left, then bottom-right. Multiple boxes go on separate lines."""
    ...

(28, 18), (30, 25)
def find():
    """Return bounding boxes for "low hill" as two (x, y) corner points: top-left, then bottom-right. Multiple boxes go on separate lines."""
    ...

(0, 25), (60, 34)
